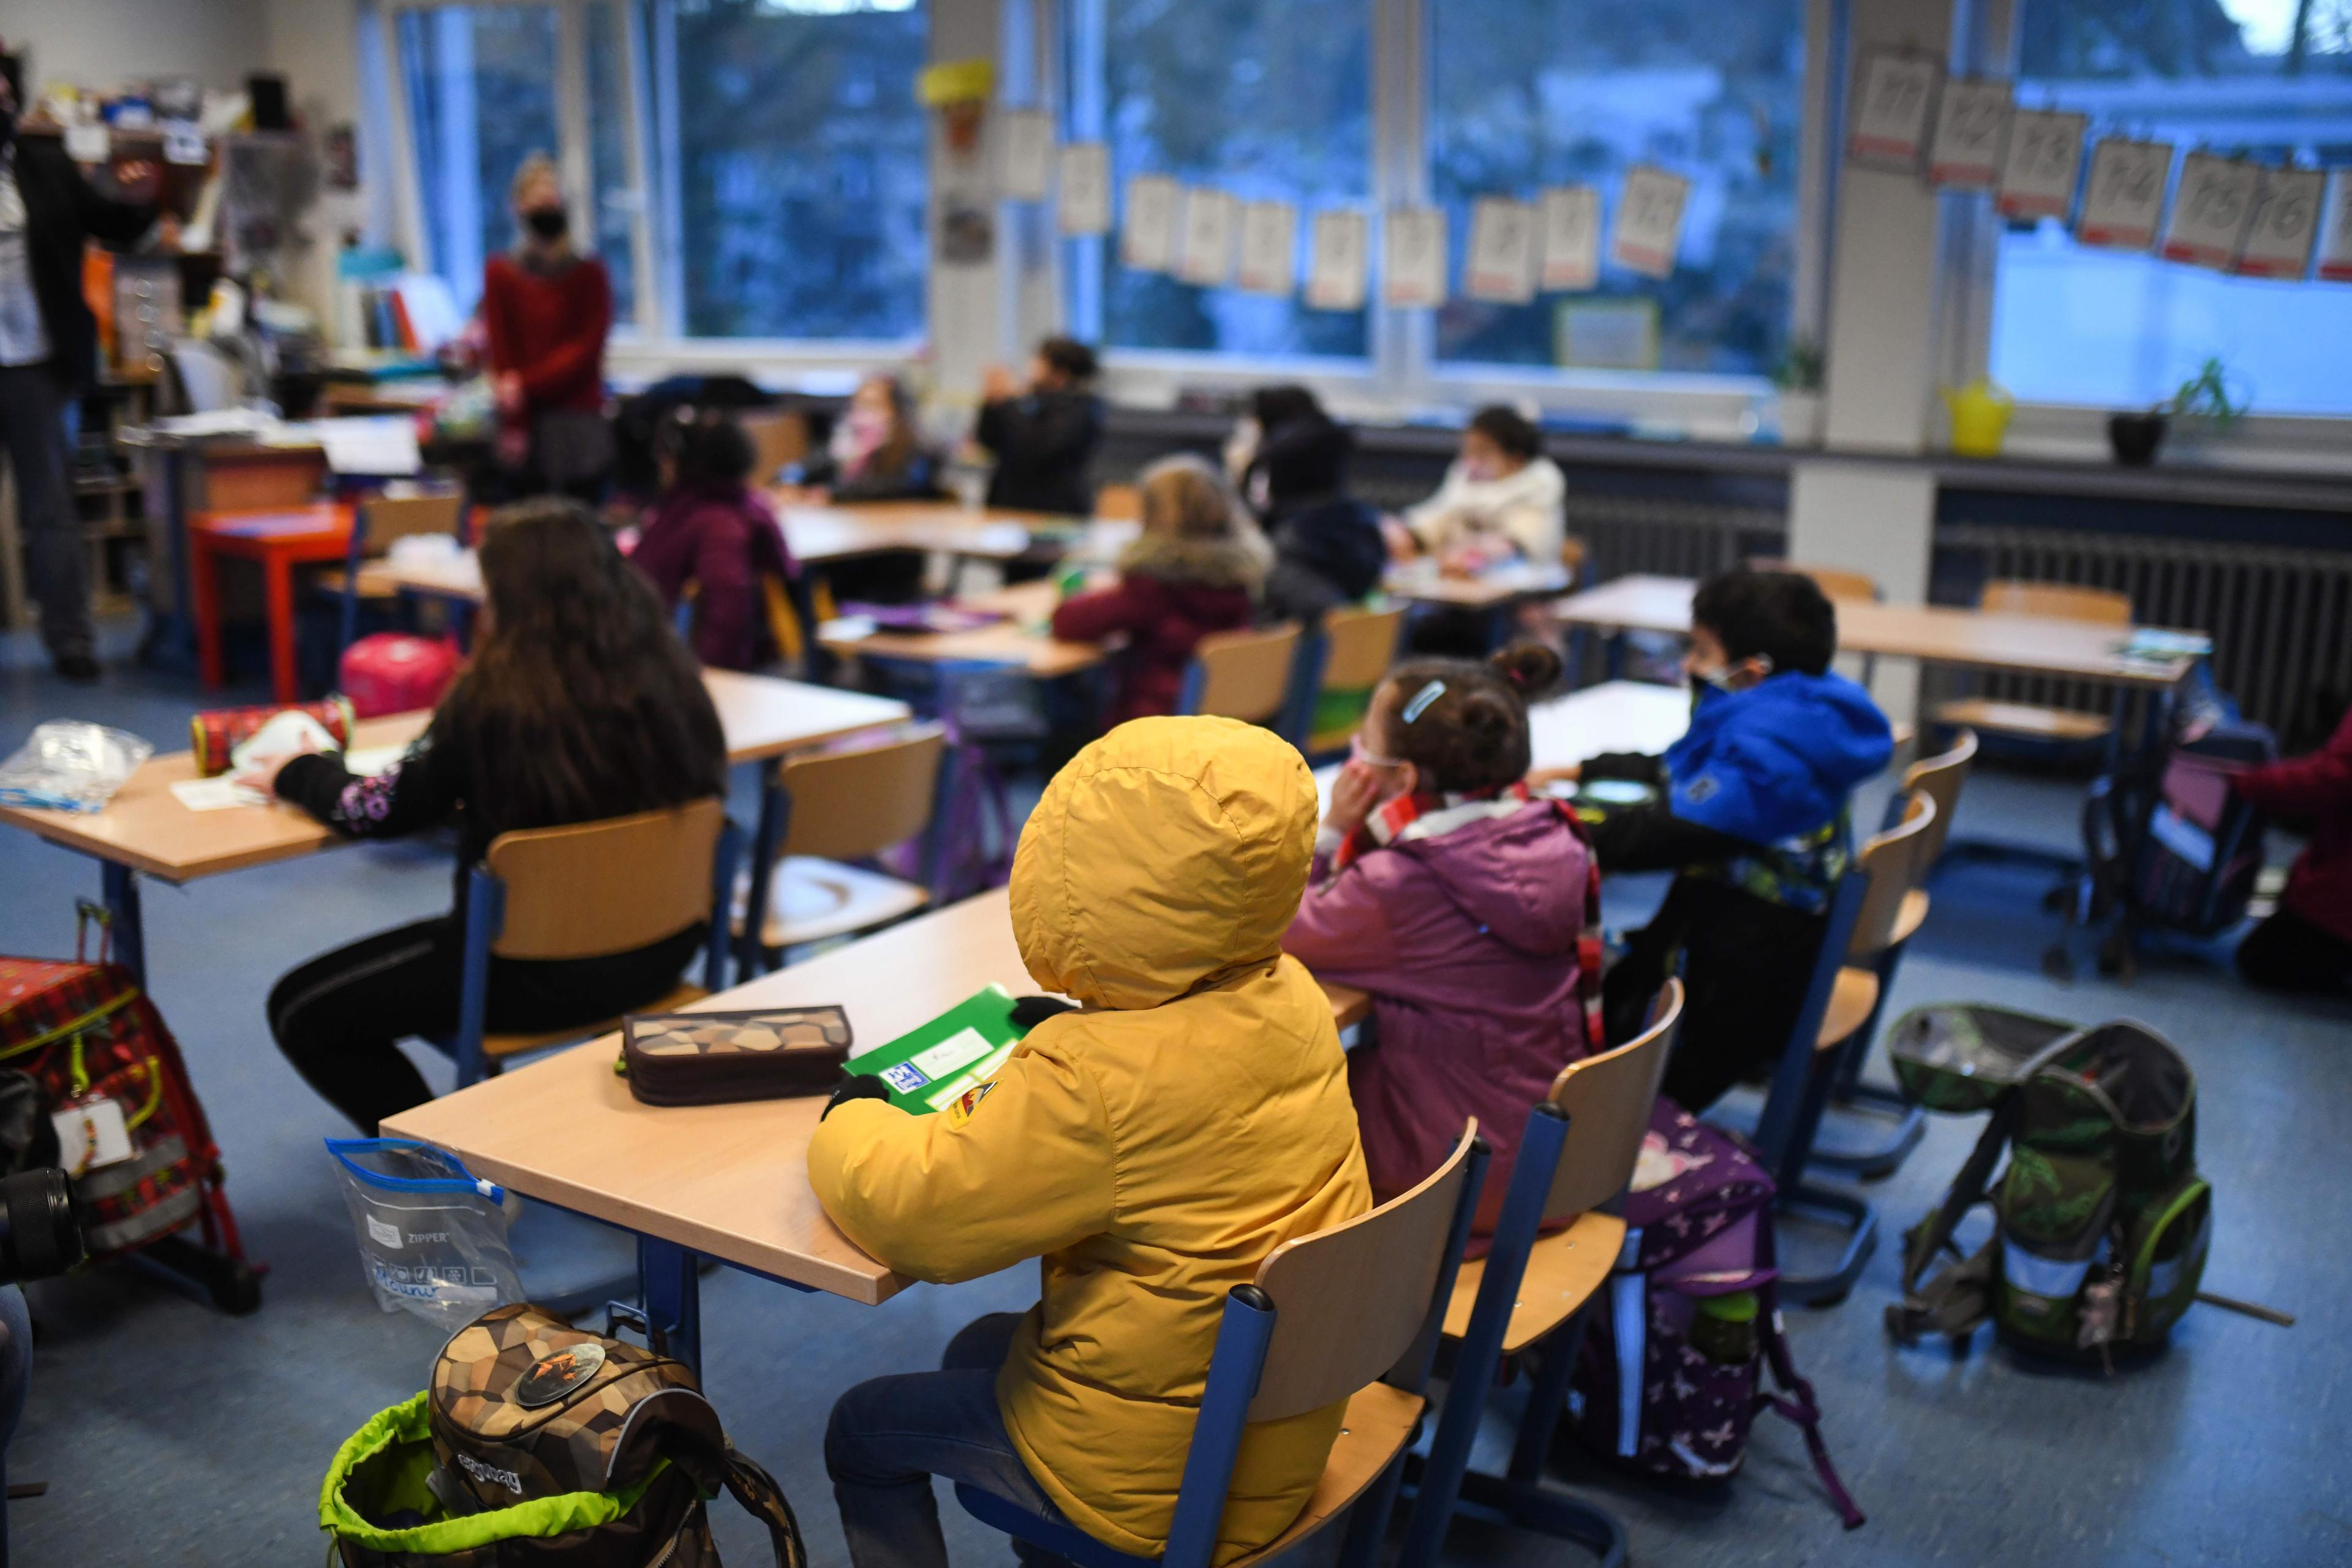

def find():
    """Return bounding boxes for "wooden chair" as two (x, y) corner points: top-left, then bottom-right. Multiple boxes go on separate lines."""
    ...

(956, 1128), (1489, 1568)
(1177, 624), (1306, 737)
(736, 410), (810, 486)
(447, 799), (739, 1088)
(1094, 483), (1143, 522)
(741, 723), (948, 973)
(329, 492), (466, 652)
(1749, 557), (1880, 603)
(1930, 579), (2133, 748)
(1400, 981), (1684, 1568)
(1299, 605), (1406, 760)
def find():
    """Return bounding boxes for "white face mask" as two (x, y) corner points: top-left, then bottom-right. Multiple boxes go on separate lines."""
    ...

(1460, 456), (1501, 484)
(1223, 417), (1261, 481)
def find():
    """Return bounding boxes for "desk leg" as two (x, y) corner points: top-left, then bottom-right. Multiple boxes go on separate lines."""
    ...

(638, 1235), (703, 1378)
(265, 552), (299, 703)
(145, 447), (195, 667)
(739, 760), (786, 978)
(190, 536), (224, 691)
(1604, 628), (1627, 682)
(102, 862), (146, 991)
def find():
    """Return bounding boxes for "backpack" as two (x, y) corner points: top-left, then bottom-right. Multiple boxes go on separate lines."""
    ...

(322, 1302), (806, 1568)
(1570, 1100), (1863, 1528)
(2081, 717), (2275, 943)
(340, 634), (461, 719)
(1883, 1006), (2211, 1365)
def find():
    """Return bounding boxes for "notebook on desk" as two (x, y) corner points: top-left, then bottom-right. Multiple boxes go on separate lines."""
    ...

(842, 984), (1033, 1116)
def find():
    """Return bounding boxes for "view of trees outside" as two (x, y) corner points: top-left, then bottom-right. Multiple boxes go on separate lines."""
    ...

(398, 5), (561, 314)
(1991, 0), (2352, 413)
(1427, 0), (1805, 375)
(586, 2), (637, 322)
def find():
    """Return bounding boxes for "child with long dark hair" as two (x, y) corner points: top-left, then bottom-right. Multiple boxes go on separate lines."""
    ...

(632, 409), (805, 670)
(249, 499), (728, 1131)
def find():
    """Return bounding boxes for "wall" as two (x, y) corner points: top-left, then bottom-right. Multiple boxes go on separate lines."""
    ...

(0, 0), (268, 95)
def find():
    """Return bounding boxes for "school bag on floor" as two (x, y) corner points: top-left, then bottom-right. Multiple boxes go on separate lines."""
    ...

(323, 1302), (806, 1568)
(1570, 1100), (1864, 1528)
(1883, 1006), (2211, 1365)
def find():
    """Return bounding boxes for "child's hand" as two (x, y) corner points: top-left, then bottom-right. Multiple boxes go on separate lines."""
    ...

(231, 737), (328, 799)
(1380, 518), (1420, 562)
(1528, 763), (1581, 790)
(1325, 760), (1384, 837)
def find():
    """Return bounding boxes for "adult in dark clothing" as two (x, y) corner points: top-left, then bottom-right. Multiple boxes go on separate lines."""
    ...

(1251, 412), (1385, 625)
(0, 56), (163, 680)
(974, 336), (1103, 516)
(239, 500), (726, 1131)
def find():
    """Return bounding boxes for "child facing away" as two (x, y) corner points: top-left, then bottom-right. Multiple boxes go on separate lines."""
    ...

(630, 408), (807, 671)
(1550, 567), (1893, 1111)
(1050, 454), (1269, 724)
(1246, 398), (1388, 626)
(2231, 698), (2352, 994)
(1283, 643), (1602, 1238)
(809, 717), (1373, 1568)
(974, 335), (1106, 516)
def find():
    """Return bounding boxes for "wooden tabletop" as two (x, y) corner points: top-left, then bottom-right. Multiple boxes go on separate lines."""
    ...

(1383, 559), (1574, 609)
(0, 674), (911, 884)
(1552, 574), (2197, 687)
(775, 502), (1055, 565)
(382, 886), (1370, 1305)
(820, 580), (1107, 677)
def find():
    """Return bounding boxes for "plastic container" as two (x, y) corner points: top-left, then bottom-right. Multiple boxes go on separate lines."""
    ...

(327, 1139), (522, 1328)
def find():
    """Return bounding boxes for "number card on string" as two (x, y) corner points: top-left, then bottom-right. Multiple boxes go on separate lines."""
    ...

(1926, 78), (2010, 187)
(1057, 143), (1110, 235)
(2321, 171), (2352, 282)
(1236, 200), (1297, 296)
(1995, 109), (2087, 220)
(2076, 138), (2173, 251)
(1847, 50), (1942, 169)
(2160, 152), (2258, 270)
(999, 110), (1052, 202)
(2234, 167), (2324, 279)
(1538, 185), (1600, 291)
(1383, 206), (1447, 308)
(1465, 197), (1539, 303)
(1609, 166), (1689, 279)
(1175, 189), (1237, 287)
(1120, 174), (1179, 272)
(1306, 210), (1370, 310)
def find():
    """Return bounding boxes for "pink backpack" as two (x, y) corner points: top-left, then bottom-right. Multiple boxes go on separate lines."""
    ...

(339, 634), (460, 718)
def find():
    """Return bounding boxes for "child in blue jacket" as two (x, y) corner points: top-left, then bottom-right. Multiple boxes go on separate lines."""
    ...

(1559, 568), (1893, 1109)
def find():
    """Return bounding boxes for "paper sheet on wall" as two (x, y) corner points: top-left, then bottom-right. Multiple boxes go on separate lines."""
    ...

(1925, 78), (2010, 187)
(999, 110), (1053, 202)
(1994, 109), (2087, 221)
(1306, 210), (1369, 311)
(1464, 197), (1538, 304)
(1120, 175), (1180, 273)
(63, 123), (111, 163)
(2234, 166), (2324, 279)
(1175, 188), (1237, 287)
(1057, 143), (1111, 235)
(2321, 172), (2352, 282)
(1537, 185), (1600, 292)
(1236, 200), (1298, 296)
(2160, 152), (2258, 270)
(2076, 139), (2172, 251)
(1608, 167), (1689, 279)
(1382, 206), (1447, 308)
(1846, 49), (1942, 168)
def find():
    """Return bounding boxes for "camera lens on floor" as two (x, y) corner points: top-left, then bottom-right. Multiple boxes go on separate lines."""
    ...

(0, 1168), (85, 1285)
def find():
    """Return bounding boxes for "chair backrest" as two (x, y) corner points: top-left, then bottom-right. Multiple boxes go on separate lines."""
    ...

(1784, 562), (1882, 603)
(1981, 578), (2133, 625)
(1847, 791), (1936, 962)
(1317, 605), (1406, 693)
(1247, 1126), (1480, 1422)
(484, 797), (726, 960)
(736, 410), (809, 484)
(1902, 727), (1977, 869)
(778, 723), (948, 862)
(359, 494), (464, 557)
(1094, 483), (1142, 521)
(1542, 978), (1684, 1222)
(1183, 624), (1303, 727)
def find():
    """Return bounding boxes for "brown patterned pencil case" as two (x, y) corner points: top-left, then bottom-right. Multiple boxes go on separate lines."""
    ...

(617, 1006), (853, 1106)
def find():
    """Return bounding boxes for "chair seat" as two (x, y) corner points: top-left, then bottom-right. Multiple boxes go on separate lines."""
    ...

(745, 856), (930, 949)
(1814, 967), (1881, 1054)
(1929, 698), (2111, 743)
(317, 560), (403, 598)
(481, 982), (708, 1060)
(1225, 1382), (1427, 1568)
(1441, 1210), (1627, 1355)
(1890, 887), (1930, 947)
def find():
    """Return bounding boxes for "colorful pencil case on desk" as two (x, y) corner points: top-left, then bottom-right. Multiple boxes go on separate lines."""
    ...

(617, 1007), (855, 1106)
(189, 698), (355, 777)
(837, 601), (1009, 635)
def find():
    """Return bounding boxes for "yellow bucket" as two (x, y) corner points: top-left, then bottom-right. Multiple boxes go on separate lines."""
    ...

(1941, 380), (2013, 458)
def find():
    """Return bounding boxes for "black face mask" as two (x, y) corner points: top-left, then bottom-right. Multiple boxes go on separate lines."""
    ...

(524, 207), (568, 241)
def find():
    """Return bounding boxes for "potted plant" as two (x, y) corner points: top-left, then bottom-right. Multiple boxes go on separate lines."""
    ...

(2109, 358), (2248, 466)
(1773, 337), (1825, 446)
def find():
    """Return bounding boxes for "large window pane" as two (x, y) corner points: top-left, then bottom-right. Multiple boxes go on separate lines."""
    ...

(1427, 0), (1804, 375)
(586, 2), (638, 323)
(1989, 0), (2352, 415)
(1063, 0), (1372, 360)
(670, 0), (929, 341)
(397, 5), (562, 313)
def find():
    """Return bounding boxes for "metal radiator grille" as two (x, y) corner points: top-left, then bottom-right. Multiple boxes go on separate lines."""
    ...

(1570, 495), (1787, 582)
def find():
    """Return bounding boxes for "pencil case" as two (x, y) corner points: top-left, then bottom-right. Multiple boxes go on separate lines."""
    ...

(618, 1006), (855, 1107)
(190, 698), (355, 777)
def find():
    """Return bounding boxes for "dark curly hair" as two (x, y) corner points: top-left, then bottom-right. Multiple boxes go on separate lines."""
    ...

(1374, 641), (1564, 793)
(1692, 567), (1838, 677)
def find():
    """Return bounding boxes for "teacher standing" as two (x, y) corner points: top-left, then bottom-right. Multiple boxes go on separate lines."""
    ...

(481, 154), (612, 502)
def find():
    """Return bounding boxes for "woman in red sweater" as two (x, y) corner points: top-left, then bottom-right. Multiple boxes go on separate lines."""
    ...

(481, 154), (613, 500)
(2233, 703), (2352, 995)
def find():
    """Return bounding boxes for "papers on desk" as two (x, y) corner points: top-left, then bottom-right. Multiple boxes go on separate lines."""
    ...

(153, 408), (281, 440)
(2114, 628), (2212, 664)
(170, 742), (404, 812)
(275, 417), (424, 477)
(844, 984), (1030, 1116)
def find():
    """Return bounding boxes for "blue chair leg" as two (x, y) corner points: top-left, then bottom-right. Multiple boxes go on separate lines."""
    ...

(637, 1234), (703, 1378)
(1334, 1451), (1408, 1568)
(706, 819), (743, 991)
(454, 869), (505, 1090)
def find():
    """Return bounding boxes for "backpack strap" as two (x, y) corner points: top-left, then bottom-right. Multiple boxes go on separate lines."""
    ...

(1752, 1226), (1865, 1530)
(718, 1450), (807, 1568)
(1896, 1098), (2016, 1300)
(1546, 799), (1608, 1052)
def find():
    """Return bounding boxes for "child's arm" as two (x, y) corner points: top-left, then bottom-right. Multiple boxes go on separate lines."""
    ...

(1050, 580), (1145, 643)
(1282, 858), (1408, 987)
(1577, 752), (1667, 787)
(1586, 805), (1759, 874)
(2232, 711), (2352, 823)
(271, 731), (463, 840)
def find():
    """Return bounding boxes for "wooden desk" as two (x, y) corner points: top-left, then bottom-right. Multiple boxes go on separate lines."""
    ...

(1382, 559), (1574, 610)
(820, 581), (1107, 679)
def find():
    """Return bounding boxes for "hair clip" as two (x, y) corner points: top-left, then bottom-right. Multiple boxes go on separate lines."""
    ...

(1401, 680), (1447, 725)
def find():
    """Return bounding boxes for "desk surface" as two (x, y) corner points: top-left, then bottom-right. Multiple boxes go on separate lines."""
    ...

(821, 581), (1107, 677)
(0, 674), (910, 884)
(1384, 559), (1574, 609)
(383, 887), (1370, 1305)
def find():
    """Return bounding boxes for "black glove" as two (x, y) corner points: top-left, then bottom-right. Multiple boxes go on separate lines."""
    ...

(1009, 995), (1079, 1030)
(821, 1074), (893, 1121)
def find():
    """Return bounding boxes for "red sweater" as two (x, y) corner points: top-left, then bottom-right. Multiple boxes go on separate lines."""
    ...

(1051, 574), (1255, 724)
(481, 252), (611, 417)
(2234, 707), (2352, 944)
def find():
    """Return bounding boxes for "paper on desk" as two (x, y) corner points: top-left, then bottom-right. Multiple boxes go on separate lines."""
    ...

(276, 416), (424, 477)
(172, 777), (271, 812)
(153, 408), (282, 440)
(342, 745), (407, 777)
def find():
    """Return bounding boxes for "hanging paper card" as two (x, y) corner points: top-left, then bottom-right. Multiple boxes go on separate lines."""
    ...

(1306, 210), (1370, 311)
(1120, 174), (1180, 272)
(1464, 197), (1539, 303)
(1175, 188), (1237, 287)
(1382, 206), (1447, 308)
(64, 123), (111, 164)
(1538, 185), (1600, 291)
(1609, 166), (1689, 279)
(1057, 143), (1110, 235)
(1236, 200), (1298, 296)
(1994, 108), (2087, 221)
(2320, 172), (2352, 282)
(2160, 152), (2258, 270)
(1925, 79), (2010, 186)
(1000, 110), (1052, 202)
(2234, 167), (2324, 279)
(2076, 138), (2173, 251)
(1847, 50), (1942, 168)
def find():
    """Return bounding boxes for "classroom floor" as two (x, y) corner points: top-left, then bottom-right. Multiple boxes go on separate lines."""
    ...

(2, 628), (2345, 1567)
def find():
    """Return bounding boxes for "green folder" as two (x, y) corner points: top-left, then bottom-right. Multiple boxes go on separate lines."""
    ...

(842, 984), (1032, 1115)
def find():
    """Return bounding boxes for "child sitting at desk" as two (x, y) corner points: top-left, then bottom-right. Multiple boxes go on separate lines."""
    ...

(810, 716), (1372, 1568)
(1050, 454), (1268, 724)
(246, 500), (728, 1133)
(1284, 643), (1599, 1240)
(797, 372), (946, 504)
(1544, 567), (1893, 1112)
(2231, 699), (2352, 995)
(1386, 404), (1567, 574)
(631, 409), (807, 671)
(1248, 402), (1387, 626)
(974, 336), (1105, 517)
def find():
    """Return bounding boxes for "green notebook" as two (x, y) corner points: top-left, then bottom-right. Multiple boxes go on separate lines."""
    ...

(842, 984), (1031, 1115)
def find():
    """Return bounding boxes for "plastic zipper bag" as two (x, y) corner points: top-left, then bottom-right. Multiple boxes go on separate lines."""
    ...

(0, 722), (153, 812)
(327, 1138), (523, 1328)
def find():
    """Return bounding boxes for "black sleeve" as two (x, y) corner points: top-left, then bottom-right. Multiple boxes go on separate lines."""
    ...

(1587, 802), (1758, 874)
(274, 734), (465, 840)
(1579, 752), (1668, 788)
(976, 396), (1098, 472)
(70, 164), (161, 249)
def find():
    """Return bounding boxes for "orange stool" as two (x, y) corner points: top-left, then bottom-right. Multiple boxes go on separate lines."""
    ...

(190, 502), (356, 703)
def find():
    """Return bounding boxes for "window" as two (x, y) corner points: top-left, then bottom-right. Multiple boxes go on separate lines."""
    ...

(1989, 0), (2352, 415)
(586, 2), (638, 322)
(1427, 0), (1807, 376)
(1060, 0), (1373, 360)
(397, 5), (562, 312)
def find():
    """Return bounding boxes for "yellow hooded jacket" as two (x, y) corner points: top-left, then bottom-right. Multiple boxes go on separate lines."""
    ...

(808, 717), (1373, 1563)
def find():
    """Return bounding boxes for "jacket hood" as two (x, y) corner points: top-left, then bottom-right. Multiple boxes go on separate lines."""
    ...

(1664, 671), (1893, 846)
(1012, 717), (1317, 1009)
(1117, 525), (1271, 592)
(1396, 802), (1589, 958)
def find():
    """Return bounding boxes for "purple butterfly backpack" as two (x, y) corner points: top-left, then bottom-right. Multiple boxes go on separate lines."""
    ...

(1570, 1099), (1864, 1528)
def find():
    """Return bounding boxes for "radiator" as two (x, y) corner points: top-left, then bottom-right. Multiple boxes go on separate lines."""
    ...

(1569, 494), (1787, 582)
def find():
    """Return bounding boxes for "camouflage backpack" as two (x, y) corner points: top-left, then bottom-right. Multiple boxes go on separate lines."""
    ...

(323, 1303), (806, 1567)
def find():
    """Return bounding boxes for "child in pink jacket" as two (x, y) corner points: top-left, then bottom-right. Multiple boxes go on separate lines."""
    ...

(1283, 643), (1602, 1240)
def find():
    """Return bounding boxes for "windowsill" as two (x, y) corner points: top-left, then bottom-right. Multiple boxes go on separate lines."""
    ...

(1992, 403), (2352, 480)
(604, 337), (926, 397)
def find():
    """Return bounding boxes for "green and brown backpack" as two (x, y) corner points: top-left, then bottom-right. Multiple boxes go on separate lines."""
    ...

(323, 1302), (805, 1567)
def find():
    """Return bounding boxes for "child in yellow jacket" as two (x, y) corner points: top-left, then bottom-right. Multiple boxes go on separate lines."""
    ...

(809, 717), (1373, 1568)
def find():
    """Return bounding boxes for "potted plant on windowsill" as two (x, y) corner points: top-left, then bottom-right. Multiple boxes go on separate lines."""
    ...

(2109, 358), (2248, 467)
(1772, 337), (1825, 447)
